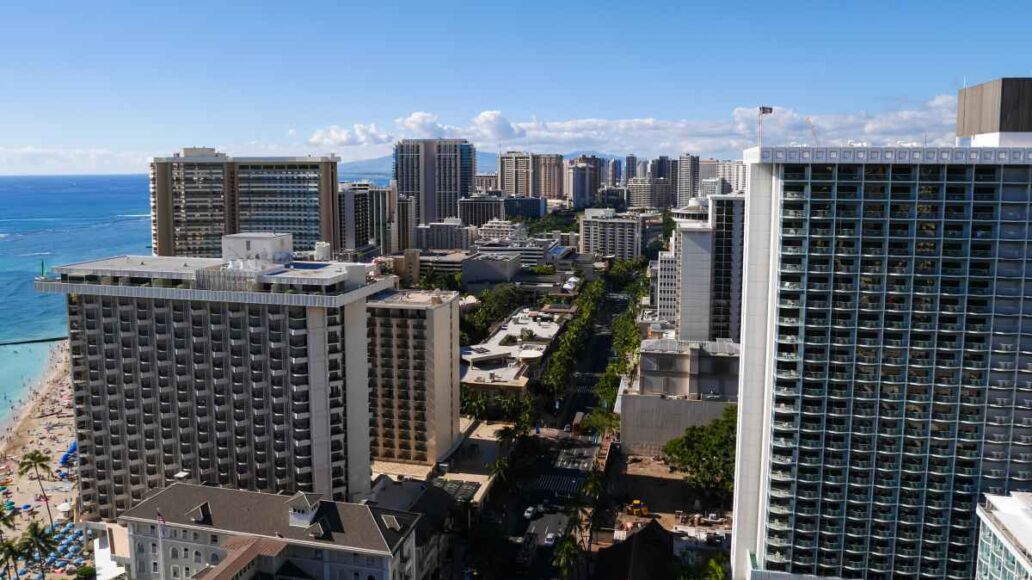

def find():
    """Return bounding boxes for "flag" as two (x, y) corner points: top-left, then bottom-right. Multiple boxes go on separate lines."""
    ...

(156, 509), (166, 536)
(759, 106), (774, 115)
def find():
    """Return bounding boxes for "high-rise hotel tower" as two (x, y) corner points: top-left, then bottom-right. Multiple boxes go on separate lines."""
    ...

(36, 234), (391, 521)
(735, 144), (1032, 579)
(150, 148), (340, 257)
(734, 78), (1032, 580)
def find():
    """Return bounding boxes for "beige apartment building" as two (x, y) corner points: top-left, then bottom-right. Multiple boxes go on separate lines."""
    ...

(367, 289), (460, 465)
(150, 148), (340, 257)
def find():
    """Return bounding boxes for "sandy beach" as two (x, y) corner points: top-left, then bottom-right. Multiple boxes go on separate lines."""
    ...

(0, 341), (77, 535)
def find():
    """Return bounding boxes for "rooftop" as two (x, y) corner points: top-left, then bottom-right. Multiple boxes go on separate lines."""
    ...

(640, 338), (740, 357)
(119, 483), (418, 555)
(367, 288), (459, 308)
(744, 145), (1032, 165)
(981, 492), (1032, 569)
(47, 255), (375, 286)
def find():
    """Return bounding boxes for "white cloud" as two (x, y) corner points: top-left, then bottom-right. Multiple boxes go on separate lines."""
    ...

(471, 110), (525, 141)
(307, 123), (393, 147)
(393, 112), (450, 139)
(0, 94), (963, 175)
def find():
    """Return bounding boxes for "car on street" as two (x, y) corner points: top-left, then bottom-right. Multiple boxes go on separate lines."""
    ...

(523, 506), (538, 519)
(544, 532), (558, 546)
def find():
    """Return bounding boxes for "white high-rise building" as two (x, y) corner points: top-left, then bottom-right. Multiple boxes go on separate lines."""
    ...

(733, 141), (1032, 579)
(35, 234), (393, 520)
(579, 208), (641, 260)
(677, 153), (700, 205)
(716, 160), (749, 192)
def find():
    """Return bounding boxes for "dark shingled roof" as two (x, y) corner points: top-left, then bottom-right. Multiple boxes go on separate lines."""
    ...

(120, 483), (419, 555)
(593, 520), (676, 580)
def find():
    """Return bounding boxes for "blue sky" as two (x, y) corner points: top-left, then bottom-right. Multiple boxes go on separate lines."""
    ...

(3, 0), (1032, 174)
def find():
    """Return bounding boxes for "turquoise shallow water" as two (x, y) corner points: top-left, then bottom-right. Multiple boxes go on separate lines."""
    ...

(0, 172), (388, 423)
(0, 174), (152, 422)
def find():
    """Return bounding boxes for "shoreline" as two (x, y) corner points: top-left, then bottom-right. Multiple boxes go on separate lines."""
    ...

(0, 340), (71, 455)
(0, 340), (78, 536)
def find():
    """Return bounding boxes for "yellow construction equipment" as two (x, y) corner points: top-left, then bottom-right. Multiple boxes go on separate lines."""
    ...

(626, 499), (650, 516)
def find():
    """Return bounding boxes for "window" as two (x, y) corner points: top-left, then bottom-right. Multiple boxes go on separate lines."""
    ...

(194, 551), (202, 563)
(210, 554), (220, 565)
(171, 565), (179, 578)
(171, 548), (179, 559)
(210, 534), (219, 544)
(151, 543), (158, 555)
(152, 562), (159, 573)
(136, 542), (144, 554)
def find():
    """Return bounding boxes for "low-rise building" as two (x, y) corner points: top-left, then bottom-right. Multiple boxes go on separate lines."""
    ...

(415, 218), (478, 251)
(458, 195), (505, 227)
(462, 253), (521, 284)
(115, 483), (419, 580)
(616, 339), (739, 456)
(461, 308), (569, 395)
(418, 251), (474, 276)
(976, 492), (1032, 580)
(369, 476), (456, 580)
(503, 196), (547, 219)
(476, 219), (527, 241)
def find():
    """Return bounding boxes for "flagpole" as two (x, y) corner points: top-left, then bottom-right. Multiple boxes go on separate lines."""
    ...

(157, 511), (167, 580)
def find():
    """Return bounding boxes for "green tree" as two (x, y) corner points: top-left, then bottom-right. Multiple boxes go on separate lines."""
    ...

(489, 457), (510, 486)
(18, 451), (54, 527)
(580, 409), (619, 435)
(0, 506), (15, 580)
(662, 208), (676, 239)
(0, 538), (18, 580)
(552, 534), (580, 580)
(662, 406), (738, 506)
(18, 520), (56, 578)
(76, 565), (98, 580)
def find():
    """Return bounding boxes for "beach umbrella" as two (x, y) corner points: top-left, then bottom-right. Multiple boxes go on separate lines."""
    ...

(20, 504), (30, 511)
(56, 502), (71, 513)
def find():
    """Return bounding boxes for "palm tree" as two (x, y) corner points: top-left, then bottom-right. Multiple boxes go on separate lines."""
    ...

(496, 426), (517, 452)
(0, 539), (19, 580)
(552, 534), (580, 580)
(582, 470), (605, 502)
(18, 520), (56, 578)
(0, 506), (17, 580)
(488, 457), (509, 485)
(18, 451), (54, 527)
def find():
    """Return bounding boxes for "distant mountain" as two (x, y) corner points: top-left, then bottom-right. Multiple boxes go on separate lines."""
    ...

(339, 149), (623, 178)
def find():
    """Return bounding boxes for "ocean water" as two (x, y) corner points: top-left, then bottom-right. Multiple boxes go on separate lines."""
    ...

(0, 175), (152, 420)
(0, 172), (386, 422)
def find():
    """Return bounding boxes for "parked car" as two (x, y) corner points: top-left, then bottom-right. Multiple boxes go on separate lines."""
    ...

(544, 532), (558, 546)
(523, 506), (538, 519)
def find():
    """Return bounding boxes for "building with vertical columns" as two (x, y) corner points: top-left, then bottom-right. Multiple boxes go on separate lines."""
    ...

(367, 181), (400, 256)
(367, 289), (460, 465)
(975, 492), (1032, 580)
(35, 235), (393, 521)
(579, 208), (641, 260)
(340, 182), (372, 253)
(150, 148), (340, 257)
(474, 173), (499, 193)
(457, 194), (505, 227)
(498, 151), (533, 197)
(533, 154), (565, 199)
(396, 197), (417, 251)
(733, 144), (1032, 579)
(393, 139), (476, 224)
(624, 154), (638, 183)
(677, 153), (700, 205)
